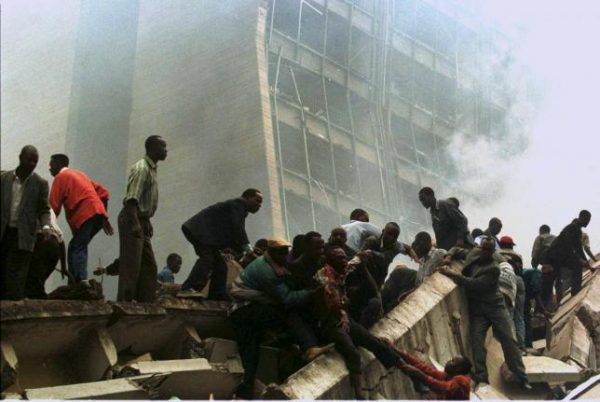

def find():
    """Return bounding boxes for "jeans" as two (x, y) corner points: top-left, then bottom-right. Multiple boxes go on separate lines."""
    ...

(0, 228), (32, 300)
(68, 214), (104, 282)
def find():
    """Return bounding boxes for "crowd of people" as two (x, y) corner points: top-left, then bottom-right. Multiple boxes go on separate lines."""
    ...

(1, 139), (597, 400)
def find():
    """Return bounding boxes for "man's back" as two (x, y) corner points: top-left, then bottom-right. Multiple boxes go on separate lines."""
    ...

(430, 199), (469, 251)
(548, 221), (583, 262)
(342, 220), (380, 251)
(157, 268), (174, 283)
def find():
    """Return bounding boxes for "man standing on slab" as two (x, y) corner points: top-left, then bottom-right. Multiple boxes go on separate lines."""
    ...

(117, 136), (168, 302)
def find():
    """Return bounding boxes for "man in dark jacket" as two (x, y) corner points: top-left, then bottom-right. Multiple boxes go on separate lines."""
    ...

(440, 238), (531, 389)
(418, 187), (472, 250)
(1, 146), (51, 300)
(181, 189), (263, 300)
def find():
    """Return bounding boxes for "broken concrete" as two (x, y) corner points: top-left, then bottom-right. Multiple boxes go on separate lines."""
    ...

(24, 378), (149, 400)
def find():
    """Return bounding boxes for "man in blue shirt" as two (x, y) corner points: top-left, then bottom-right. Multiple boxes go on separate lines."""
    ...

(157, 253), (182, 284)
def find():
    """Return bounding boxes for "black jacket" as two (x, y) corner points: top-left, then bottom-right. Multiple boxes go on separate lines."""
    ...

(546, 221), (585, 265)
(430, 199), (471, 251)
(182, 198), (249, 251)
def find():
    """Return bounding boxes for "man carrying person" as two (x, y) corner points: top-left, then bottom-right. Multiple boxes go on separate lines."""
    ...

(341, 208), (380, 252)
(418, 187), (471, 251)
(439, 237), (531, 389)
(542, 210), (593, 306)
(228, 238), (328, 399)
(180, 189), (263, 300)
(48, 153), (113, 282)
(1, 146), (51, 300)
(117, 135), (167, 302)
(158, 253), (182, 284)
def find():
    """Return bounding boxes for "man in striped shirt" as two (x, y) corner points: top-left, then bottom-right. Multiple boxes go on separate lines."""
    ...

(117, 135), (167, 302)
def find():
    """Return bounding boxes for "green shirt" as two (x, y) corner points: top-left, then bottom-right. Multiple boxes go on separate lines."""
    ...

(124, 156), (158, 218)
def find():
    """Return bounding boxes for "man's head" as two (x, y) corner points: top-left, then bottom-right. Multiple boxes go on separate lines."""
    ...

(381, 222), (400, 248)
(448, 197), (460, 208)
(499, 236), (516, 250)
(488, 218), (503, 236)
(506, 253), (523, 276)
(267, 237), (291, 266)
(471, 228), (484, 239)
(254, 238), (269, 254)
(329, 227), (347, 247)
(145, 135), (168, 162)
(325, 246), (348, 273)
(49, 154), (69, 177)
(412, 231), (433, 259)
(480, 237), (496, 261)
(350, 208), (369, 222)
(18, 145), (39, 176)
(241, 188), (263, 214)
(578, 210), (592, 227)
(166, 253), (182, 273)
(418, 187), (436, 209)
(539, 224), (551, 235)
(303, 231), (325, 261)
(444, 356), (472, 378)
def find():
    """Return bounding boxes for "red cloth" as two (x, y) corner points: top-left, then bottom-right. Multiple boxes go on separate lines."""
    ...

(50, 168), (109, 233)
(400, 351), (471, 400)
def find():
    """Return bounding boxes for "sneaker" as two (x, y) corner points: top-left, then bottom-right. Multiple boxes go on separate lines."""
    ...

(520, 380), (533, 390)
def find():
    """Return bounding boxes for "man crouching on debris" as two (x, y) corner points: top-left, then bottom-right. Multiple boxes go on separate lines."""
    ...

(439, 237), (532, 390)
(314, 246), (415, 399)
(228, 238), (328, 399)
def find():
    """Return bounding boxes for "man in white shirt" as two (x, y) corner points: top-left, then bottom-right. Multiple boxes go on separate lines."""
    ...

(342, 208), (380, 252)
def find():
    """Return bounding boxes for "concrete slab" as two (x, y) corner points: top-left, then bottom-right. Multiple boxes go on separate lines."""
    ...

(564, 374), (600, 400)
(24, 378), (148, 400)
(473, 383), (510, 400)
(521, 355), (583, 383)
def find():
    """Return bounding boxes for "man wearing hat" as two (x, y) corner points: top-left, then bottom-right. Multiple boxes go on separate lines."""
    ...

(498, 236), (526, 351)
(229, 237), (329, 399)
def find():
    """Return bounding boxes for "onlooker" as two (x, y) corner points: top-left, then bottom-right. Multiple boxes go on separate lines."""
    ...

(181, 189), (263, 300)
(342, 208), (380, 252)
(439, 238), (531, 389)
(48, 153), (113, 282)
(253, 238), (269, 255)
(543, 210), (592, 305)
(1, 146), (51, 300)
(288, 234), (306, 263)
(499, 237), (526, 351)
(418, 187), (471, 250)
(326, 227), (356, 258)
(25, 210), (66, 299)
(522, 266), (552, 348)
(471, 228), (484, 241)
(117, 135), (167, 302)
(157, 253), (182, 284)
(287, 231), (324, 290)
(531, 224), (556, 268)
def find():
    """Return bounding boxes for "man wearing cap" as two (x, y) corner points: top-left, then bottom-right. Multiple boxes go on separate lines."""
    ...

(229, 237), (329, 399)
(498, 236), (526, 351)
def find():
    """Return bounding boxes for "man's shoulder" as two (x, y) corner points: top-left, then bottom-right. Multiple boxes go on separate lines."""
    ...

(30, 172), (48, 186)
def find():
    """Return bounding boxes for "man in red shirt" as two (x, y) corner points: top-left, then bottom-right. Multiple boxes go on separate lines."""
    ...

(49, 154), (113, 282)
(396, 348), (472, 400)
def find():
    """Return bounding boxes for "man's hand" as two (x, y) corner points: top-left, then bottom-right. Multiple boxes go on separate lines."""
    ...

(407, 246), (419, 262)
(102, 219), (114, 236)
(93, 267), (106, 276)
(356, 250), (372, 261)
(438, 266), (455, 277)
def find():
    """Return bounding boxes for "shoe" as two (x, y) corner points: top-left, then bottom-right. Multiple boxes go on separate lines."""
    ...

(520, 380), (533, 390)
(303, 343), (335, 362)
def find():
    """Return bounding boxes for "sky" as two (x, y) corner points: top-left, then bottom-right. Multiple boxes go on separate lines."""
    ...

(451, 0), (600, 262)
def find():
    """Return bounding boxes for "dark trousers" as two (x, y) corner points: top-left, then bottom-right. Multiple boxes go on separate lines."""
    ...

(25, 235), (60, 299)
(286, 308), (319, 351)
(230, 303), (285, 392)
(0, 228), (32, 300)
(470, 303), (527, 383)
(181, 233), (228, 300)
(323, 319), (403, 374)
(543, 256), (582, 307)
(381, 268), (417, 313)
(524, 300), (534, 348)
(68, 214), (104, 282)
(116, 208), (157, 302)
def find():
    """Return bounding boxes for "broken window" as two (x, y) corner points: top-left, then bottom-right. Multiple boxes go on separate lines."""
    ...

(325, 79), (351, 130)
(299, 1), (325, 53)
(350, 94), (374, 142)
(294, 67), (326, 115)
(326, 12), (349, 65)
(307, 134), (335, 188)
(391, 114), (416, 163)
(333, 145), (359, 198)
(275, 63), (299, 103)
(413, 64), (435, 111)
(272, 0), (300, 39)
(357, 157), (384, 211)
(389, 50), (413, 99)
(435, 13), (456, 57)
(436, 73), (456, 121)
(278, 122), (307, 176)
(456, 88), (476, 133)
(397, 177), (425, 224)
(413, 125), (438, 172)
(285, 190), (314, 234)
(349, 27), (372, 78)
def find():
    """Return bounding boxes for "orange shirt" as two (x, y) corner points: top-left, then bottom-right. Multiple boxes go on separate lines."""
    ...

(50, 168), (109, 233)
